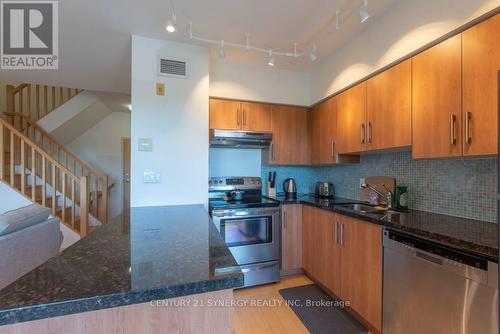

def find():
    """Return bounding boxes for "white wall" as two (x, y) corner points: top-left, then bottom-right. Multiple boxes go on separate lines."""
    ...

(0, 182), (31, 215)
(209, 148), (262, 177)
(68, 112), (131, 219)
(210, 56), (311, 106)
(310, 0), (500, 102)
(131, 36), (209, 207)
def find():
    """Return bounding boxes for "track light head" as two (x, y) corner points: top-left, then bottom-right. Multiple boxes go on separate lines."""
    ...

(218, 40), (225, 59)
(359, 0), (369, 23)
(268, 50), (275, 66)
(166, 1), (177, 33)
(166, 21), (176, 33)
(309, 44), (317, 62)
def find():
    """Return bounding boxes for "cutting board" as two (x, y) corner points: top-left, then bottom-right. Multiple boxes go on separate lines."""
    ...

(361, 176), (396, 203)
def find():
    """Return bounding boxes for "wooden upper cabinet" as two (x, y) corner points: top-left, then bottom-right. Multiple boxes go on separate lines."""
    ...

(281, 204), (303, 272)
(265, 105), (309, 165)
(240, 102), (271, 132)
(412, 35), (463, 159)
(367, 60), (411, 151)
(336, 83), (367, 154)
(340, 215), (382, 332)
(309, 98), (337, 164)
(209, 98), (241, 130)
(462, 14), (500, 157)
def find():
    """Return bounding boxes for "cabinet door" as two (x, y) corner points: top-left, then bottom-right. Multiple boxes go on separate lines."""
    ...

(340, 216), (382, 332)
(302, 205), (315, 276)
(312, 208), (331, 286)
(412, 35), (462, 159)
(241, 102), (271, 132)
(268, 105), (309, 165)
(367, 60), (411, 151)
(336, 83), (367, 154)
(462, 14), (500, 156)
(209, 99), (241, 130)
(310, 98), (336, 164)
(281, 205), (303, 272)
(324, 211), (342, 297)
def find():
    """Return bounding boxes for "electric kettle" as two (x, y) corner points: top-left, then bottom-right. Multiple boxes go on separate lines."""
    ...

(282, 178), (297, 198)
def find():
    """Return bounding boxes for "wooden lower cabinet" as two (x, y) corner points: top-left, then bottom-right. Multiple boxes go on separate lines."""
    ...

(281, 204), (303, 272)
(340, 215), (383, 332)
(301, 205), (382, 332)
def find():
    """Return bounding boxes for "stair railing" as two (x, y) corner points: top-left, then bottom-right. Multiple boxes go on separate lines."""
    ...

(0, 118), (89, 236)
(3, 113), (110, 224)
(6, 83), (82, 123)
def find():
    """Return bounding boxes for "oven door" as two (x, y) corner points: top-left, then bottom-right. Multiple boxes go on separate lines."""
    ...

(212, 208), (279, 265)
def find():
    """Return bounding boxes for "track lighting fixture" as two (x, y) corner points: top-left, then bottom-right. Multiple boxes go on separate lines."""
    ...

(166, 1), (176, 33)
(359, 0), (370, 23)
(218, 40), (225, 59)
(309, 44), (317, 62)
(173, 0), (373, 65)
(267, 50), (275, 66)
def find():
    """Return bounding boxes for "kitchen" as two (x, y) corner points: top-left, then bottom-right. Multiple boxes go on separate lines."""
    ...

(0, 1), (498, 334)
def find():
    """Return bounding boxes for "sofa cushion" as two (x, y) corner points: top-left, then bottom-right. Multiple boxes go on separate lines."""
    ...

(0, 204), (51, 236)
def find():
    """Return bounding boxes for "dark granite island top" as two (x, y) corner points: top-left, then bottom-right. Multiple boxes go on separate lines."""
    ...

(277, 195), (498, 262)
(0, 205), (243, 326)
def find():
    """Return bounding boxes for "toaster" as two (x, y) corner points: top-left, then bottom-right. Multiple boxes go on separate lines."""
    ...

(315, 182), (334, 198)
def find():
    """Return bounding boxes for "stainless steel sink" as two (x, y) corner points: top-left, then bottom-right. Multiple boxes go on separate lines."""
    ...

(336, 203), (400, 215)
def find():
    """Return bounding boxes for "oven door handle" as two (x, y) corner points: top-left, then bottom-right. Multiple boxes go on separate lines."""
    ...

(240, 262), (278, 273)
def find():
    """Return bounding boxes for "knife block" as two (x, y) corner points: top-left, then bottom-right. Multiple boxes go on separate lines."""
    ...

(267, 182), (276, 199)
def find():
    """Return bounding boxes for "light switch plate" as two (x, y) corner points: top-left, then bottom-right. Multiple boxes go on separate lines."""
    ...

(143, 171), (161, 183)
(138, 138), (153, 152)
(156, 83), (165, 96)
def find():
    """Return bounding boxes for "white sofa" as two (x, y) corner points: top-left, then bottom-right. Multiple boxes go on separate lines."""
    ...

(0, 204), (62, 290)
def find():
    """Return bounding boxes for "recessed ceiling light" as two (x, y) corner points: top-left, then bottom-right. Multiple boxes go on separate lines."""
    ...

(166, 21), (176, 33)
(166, 1), (176, 33)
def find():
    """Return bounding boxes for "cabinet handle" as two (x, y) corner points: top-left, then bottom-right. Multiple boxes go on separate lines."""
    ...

(243, 110), (247, 126)
(449, 114), (457, 145)
(360, 123), (366, 144)
(237, 109), (241, 126)
(270, 142), (275, 161)
(464, 112), (472, 144)
(368, 122), (372, 144)
(335, 222), (339, 244)
(340, 223), (345, 246)
(283, 211), (287, 229)
(331, 140), (335, 159)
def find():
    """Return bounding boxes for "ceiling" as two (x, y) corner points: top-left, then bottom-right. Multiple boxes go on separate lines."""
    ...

(0, 0), (399, 94)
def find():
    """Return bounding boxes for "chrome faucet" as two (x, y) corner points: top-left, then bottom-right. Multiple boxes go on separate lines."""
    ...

(361, 183), (393, 208)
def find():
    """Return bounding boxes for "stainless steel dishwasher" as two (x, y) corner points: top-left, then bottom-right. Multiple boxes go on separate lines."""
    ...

(383, 229), (498, 334)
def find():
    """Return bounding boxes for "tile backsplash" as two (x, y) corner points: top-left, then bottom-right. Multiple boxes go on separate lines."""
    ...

(262, 150), (498, 223)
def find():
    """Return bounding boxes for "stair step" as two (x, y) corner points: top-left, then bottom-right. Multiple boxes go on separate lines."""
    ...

(24, 185), (55, 202)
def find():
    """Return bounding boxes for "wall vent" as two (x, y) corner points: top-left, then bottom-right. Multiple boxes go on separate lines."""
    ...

(158, 57), (188, 78)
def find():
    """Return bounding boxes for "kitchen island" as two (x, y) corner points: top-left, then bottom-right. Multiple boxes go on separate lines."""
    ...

(0, 205), (243, 333)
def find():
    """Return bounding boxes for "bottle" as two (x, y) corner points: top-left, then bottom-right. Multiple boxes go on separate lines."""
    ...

(396, 185), (408, 210)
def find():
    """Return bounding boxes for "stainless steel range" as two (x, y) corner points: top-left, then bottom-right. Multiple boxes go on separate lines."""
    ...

(209, 176), (280, 288)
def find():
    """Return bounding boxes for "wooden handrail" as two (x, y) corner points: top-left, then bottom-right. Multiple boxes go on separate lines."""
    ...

(5, 112), (106, 181)
(5, 82), (109, 224)
(0, 117), (90, 236)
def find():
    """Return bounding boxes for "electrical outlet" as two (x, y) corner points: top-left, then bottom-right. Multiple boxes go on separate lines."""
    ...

(143, 171), (161, 184)
(359, 178), (365, 188)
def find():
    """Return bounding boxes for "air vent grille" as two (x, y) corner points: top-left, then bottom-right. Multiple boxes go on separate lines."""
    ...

(159, 58), (187, 77)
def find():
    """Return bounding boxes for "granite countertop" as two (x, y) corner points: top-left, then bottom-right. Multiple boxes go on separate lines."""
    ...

(0, 205), (243, 326)
(277, 194), (498, 262)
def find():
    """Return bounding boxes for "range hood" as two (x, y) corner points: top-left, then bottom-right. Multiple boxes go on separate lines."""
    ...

(209, 129), (272, 149)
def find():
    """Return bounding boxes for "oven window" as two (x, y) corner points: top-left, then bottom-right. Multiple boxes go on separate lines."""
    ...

(221, 216), (272, 247)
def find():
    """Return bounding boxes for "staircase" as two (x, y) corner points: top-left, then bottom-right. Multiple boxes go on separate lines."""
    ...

(1, 83), (111, 237)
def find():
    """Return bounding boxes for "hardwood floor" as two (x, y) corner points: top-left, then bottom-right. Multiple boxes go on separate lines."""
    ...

(234, 275), (313, 334)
